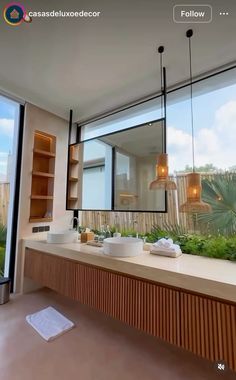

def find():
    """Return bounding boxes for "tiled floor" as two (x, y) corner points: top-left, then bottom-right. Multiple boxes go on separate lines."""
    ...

(0, 289), (235, 380)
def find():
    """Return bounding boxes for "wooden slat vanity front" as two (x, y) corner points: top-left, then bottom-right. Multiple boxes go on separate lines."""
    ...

(24, 246), (236, 372)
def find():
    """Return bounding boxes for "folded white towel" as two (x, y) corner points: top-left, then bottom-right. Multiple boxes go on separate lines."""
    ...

(151, 245), (182, 254)
(152, 238), (181, 254)
(153, 238), (174, 249)
(150, 248), (182, 258)
(26, 306), (75, 342)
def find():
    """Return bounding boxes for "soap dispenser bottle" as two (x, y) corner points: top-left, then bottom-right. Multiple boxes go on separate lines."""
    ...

(105, 225), (111, 238)
(98, 225), (106, 242)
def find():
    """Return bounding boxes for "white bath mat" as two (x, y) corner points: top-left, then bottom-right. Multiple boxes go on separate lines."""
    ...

(26, 306), (75, 341)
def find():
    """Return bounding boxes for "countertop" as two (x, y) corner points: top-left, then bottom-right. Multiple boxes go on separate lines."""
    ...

(23, 235), (236, 303)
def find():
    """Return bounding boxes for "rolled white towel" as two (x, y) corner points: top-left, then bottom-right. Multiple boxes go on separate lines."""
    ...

(172, 244), (182, 253)
(153, 238), (173, 249)
(153, 238), (172, 248)
(152, 238), (181, 254)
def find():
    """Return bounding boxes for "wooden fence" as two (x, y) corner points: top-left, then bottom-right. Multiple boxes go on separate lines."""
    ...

(0, 173), (231, 233)
(81, 173), (226, 234)
(0, 183), (10, 226)
(81, 175), (191, 233)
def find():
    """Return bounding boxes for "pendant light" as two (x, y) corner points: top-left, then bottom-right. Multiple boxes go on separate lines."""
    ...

(149, 46), (177, 191)
(180, 30), (211, 213)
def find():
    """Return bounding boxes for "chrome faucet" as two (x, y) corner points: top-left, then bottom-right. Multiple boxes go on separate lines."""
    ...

(130, 218), (138, 238)
(70, 217), (79, 231)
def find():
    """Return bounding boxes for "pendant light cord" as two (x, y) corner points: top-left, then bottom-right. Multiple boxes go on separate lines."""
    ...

(188, 33), (195, 172)
(160, 52), (163, 118)
(158, 46), (165, 152)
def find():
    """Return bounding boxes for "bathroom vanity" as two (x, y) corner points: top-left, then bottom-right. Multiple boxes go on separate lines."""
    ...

(23, 238), (236, 372)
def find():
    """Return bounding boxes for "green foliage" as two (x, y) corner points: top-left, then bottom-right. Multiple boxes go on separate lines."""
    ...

(146, 223), (188, 243)
(146, 224), (236, 261)
(176, 234), (206, 255)
(198, 175), (236, 235)
(85, 221), (236, 261)
(0, 224), (7, 245)
(0, 224), (6, 276)
(0, 246), (5, 276)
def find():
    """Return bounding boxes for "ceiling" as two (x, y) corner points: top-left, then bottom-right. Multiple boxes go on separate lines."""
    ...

(0, 0), (236, 122)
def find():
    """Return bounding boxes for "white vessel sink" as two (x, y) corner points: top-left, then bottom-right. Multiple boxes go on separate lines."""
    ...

(47, 230), (78, 244)
(103, 237), (143, 257)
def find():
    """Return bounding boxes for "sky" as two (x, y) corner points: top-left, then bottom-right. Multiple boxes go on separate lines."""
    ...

(84, 77), (236, 174)
(167, 82), (236, 173)
(0, 75), (236, 181)
(0, 96), (18, 182)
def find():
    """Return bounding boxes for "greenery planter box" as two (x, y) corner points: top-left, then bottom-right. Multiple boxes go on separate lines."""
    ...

(145, 227), (236, 262)
(92, 225), (236, 262)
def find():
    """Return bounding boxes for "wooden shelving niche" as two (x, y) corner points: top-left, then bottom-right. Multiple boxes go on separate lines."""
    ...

(67, 145), (80, 209)
(29, 131), (56, 223)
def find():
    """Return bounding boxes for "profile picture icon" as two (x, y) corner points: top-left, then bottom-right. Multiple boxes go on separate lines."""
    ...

(3, 2), (26, 25)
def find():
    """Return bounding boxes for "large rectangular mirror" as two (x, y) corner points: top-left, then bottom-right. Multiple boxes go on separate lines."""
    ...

(66, 118), (166, 212)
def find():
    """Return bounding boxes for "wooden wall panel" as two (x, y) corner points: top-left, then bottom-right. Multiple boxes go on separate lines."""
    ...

(24, 249), (180, 346)
(24, 248), (235, 372)
(180, 292), (236, 371)
(24, 248), (44, 284)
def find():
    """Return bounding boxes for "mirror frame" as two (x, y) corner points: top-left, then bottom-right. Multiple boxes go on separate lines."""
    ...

(66, 117), (167, 213)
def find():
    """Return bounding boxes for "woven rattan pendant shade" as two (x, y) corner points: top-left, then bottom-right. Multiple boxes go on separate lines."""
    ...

(149, 153), (177, 190)
(179, 172), (212, 212)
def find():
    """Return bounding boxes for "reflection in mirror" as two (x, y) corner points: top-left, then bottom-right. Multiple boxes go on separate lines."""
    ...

(101, 120), (165, 211)
(81, 140), (112, 210)
(67, 118), (166, 212)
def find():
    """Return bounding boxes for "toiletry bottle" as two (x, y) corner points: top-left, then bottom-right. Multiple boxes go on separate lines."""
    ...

(99, 225), (105, 242)
(105, 225), (111, 238)
(113, 232), (121, 237)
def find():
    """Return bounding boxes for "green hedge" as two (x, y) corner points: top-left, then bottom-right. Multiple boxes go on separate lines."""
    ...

(147, 225), (236, 261)
(0, 246), (5, 276)
(92, 224), (236, 261)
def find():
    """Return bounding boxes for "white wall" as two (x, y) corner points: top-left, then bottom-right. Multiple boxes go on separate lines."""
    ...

(14, 103), (73, 293)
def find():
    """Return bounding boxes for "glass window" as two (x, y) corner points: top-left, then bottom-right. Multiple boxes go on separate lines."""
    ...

(81, 68), (236, 176)
(0, 95), (20, 276)
(81, 97), (162, 140)
(167, 69), (236, 173)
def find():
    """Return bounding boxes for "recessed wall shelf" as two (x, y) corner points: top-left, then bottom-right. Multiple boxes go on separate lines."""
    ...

(31, 195), (54, 200)
(29, 217), (53, 223)
(32, 171), (55, 178)
(69, 177), (78, 182)
(29, 131), (56, 223)
(67, 145), (81, 209)
(33, 149), (56, 158)
(70, 158), (79, 165)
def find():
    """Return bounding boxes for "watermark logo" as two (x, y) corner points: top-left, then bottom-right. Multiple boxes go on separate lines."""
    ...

(3, 2), (32, 25)
(3, 3), (101, 25)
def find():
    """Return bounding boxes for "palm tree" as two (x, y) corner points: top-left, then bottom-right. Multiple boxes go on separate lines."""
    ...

(197, 174), (236, 235)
